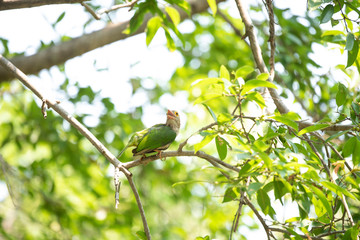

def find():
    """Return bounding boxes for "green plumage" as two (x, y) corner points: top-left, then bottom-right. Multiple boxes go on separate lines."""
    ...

(133, 124), (176, 155)
(117, 109), (180, 159)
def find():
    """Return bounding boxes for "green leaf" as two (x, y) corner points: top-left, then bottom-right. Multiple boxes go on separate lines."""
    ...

(216, 136), (227, 160)
(320, 4), (334, 24)
(129, 8), (147, 34)
(346, 40), (359, 68)
(274, 180), (288, 203)
(298, 124), (329, 136)
(219, 65), (230, 80)
(146, 16), (162, 46)
(271, 115), (298, 131)
(306, 184), (333, 219)
(217, 113), (232, 124)
(353, 139), (360, 165)
(191, 78), (224, 88)
(325, 130), (350, 143)
(343, 223), (360, 240)
(321, 181), (356, 200)
(202, 104), (217, 122)
(196, 236), (211, 240)
(241, 80), (277, 95)
(343, 137), (357, 157)
(345, 33), (355, 51)
(321, 30), (345, 37)
(258, 152), (272, 168)
(206, 0), (217, 16)
(307, 0), (322, 11)
(223, 187), (239, 203)
(194, 135), (215, 153)
(235, 66), (254, 78)
(256, 73), (269, 81)
(336, 83), (348, 107)
(245, 92), (266, 109)
(165, 6), (180, 26)
(54, 12), (66, 26)
(257, 188), (275, 218)
(136, 231), (147, 240)
(163, 27), (176, 51)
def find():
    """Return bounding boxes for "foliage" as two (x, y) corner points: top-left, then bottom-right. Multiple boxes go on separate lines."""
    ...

(1, 0), (360, 239)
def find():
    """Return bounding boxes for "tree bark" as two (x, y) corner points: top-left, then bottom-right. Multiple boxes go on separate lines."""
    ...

(0, 0), (86, 11)
(0, 0), (225, 83)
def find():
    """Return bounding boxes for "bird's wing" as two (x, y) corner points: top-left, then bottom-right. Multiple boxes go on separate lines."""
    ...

(134, 124), (176, 154)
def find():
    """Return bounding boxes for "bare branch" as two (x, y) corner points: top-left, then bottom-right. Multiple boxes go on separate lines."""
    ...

(125, 173), (151, 239)
(0, 0), (87, 11)
(81, 2), (100, 20)
(123, 150), (240, 173)
(97, 0), (140, 15)
(265, 0), (275, 79)
(234, 0), (289, 114)
(244, 196), (275, 240)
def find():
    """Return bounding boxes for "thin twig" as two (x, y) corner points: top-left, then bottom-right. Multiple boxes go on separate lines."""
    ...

(244, 196), (275, 240)
(81, 2), (101, 20)
(265, 0), (275, 80)
(302, 134), (355, 227)
(178, 122), (218, 151)
(97, 0), (140, 15)
(125, 173), (151, 239)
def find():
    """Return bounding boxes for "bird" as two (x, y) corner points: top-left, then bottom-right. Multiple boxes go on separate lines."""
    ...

(117, 109), (180, 160)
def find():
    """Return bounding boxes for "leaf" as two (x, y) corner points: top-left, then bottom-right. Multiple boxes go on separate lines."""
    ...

(346, 40), (359, 68)
(241, 80), (277, 95)
(235, 66), (254, 78)
(163, 27), (176, 51)
(306, 184), (333, 219)
(320, 4), (334, 24)
(325, 130), (350, 143)
(345, 33), (355, 51)
(245, 92), (266, 109)
(321, 30), (345, 37)
(343, 137), (357, 157)
(216, 136), (227, 160)
(223, 187), (239, 203)
(336, 83), (348, 107)
(54, 12), (66, 26)
(353, 139), (360, 165)
(219, 65), (230, 80)
(206, 0), (217, 16)
(298, 124), (329, 136)
(202, 104), (217, 122)
(271, 115), (298, 131)
(257, 188), (275, 218)
(191, 78), (224, 88)
(273, 180), (287, 203)
(256, 73), (269, 81)
(321, 181), (356, 200)
(136, 231), (147, 240)
(194, 135), (215, 153)
(129, 8), (147, 34)
(258, 152), (272, 168)
(196, 236), (210, 240)
(146, 16), (162, 46)
(165, 6), (180, 26)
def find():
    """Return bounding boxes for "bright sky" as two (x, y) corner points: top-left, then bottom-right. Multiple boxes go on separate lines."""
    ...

(0, 0), (352, 238)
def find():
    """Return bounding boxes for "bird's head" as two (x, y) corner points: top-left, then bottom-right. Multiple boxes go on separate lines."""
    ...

(166, 109), (180, 134)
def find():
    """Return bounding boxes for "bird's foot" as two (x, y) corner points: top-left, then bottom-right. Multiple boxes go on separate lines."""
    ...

(155, 150), (166, 161)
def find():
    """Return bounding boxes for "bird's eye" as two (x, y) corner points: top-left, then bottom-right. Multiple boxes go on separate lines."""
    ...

(174, 111), (179, 116)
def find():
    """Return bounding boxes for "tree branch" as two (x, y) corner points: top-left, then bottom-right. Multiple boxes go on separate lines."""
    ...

(234, 0), (289, 114)
(0, 0), (87, 11)
(123, 150), (240, 174)
(0, 54), (155, 237)
(0, 0), (226, 83)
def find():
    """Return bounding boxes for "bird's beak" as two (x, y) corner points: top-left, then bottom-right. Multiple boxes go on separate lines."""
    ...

(167, 109), (176, 119)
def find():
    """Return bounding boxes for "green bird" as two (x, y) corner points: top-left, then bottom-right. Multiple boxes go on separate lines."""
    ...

(117, 110), (180, 159)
